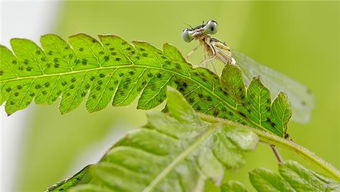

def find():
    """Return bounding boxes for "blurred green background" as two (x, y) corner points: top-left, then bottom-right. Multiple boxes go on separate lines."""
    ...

(16, 1), (340, 191)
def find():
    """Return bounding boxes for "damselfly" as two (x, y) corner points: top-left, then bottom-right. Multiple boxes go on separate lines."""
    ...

(182, 20), (314, 123)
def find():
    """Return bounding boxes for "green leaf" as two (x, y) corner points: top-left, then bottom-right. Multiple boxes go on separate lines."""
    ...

(249, 168), (294, 192)
(221, 180), (249, 192)
(249, 161), (340, 192)
(0, 34), (291, 136)
(279, 161), (340, 192)
(220, 64), (292, 136)
(48, 88), (258, 191)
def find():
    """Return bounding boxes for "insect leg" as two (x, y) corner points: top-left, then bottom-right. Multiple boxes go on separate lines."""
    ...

(200, 56), (215, 67)
(186, 45), (200, 59)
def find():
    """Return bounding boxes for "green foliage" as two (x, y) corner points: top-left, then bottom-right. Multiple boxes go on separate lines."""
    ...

(47, 89), (340, 192)
(248, 161), (340, 192)
(48, 88), (258, 191)
(221, 180), (249, 192)
(0, 34), (291, 136)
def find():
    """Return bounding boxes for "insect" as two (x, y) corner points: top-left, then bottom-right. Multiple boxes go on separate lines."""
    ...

(182, 20), (314, 123)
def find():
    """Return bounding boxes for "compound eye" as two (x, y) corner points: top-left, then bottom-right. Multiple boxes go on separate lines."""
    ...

(182, 29), (193, 43)
(204, 20), (218, 34)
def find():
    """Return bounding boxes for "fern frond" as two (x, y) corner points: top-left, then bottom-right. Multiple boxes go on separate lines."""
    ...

(0, 34), (291, 136)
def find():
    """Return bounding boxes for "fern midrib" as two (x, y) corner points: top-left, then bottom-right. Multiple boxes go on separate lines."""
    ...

(1, 64), (264, 130)
(142, 125), (215, 192)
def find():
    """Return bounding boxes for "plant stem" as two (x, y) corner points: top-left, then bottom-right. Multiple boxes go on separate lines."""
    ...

(270, 145), (284, 164)
(199, 113), (340, 181)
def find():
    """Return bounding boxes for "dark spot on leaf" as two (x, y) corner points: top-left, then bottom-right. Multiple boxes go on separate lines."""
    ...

(238, 111), (247, 118)
(119, 73), (124, 77)
(48, 51), (53, 55)
(175, 64), (181, 70)
(198, 94), (203, 98)
(189, 98), (195, 103)
(270, 122), (276, 127)
(71, 78), (76, 82)
(161, 56), (167, 59)
(14, 92), (19, 96)
(42, 91), (47, 95)
(30, 93), (35, 97)
(66, 92), (71, 96)
(129, 71), (134, 75)
(109, 87), (114, 91)
(82, 59), (87, 65)
(213, 111), (219, 116)
(36, 50), (41, 55)
(99, 73), (105, 78)
(156, 73), (162, 78)
(91, 95), (96, 99)
(69, 85), (75, 89)
(126, 47), (131, 51)
(206, 96), (212, 101)
(196, 106), (201, 111)
(135, 56), (140, 60)
(96, 86), (101, 91)
(24, 59), (29, 65)
(147, 73), (153, 78)
(140, 48), (145, 51)
(115, 57), (121, 61)
(111, 52), (117, 56)
(109, 47), (114, 51)
(54, 58), (59, 62)
(85, 84), (90, 89)
(81, 92), (86, 97)
(284, 133), (290, 139)
(12, 60), (17, 64)
(17, 85), (23, 89)
(41, 57), (46, 61)
(79, 48), (84, 52)
(130, 51), (135, 55)
(97, 80), (103, 85)
(114, 80), (119, 84)
(121, 41), (127, 45)
(91, 39), (96, 43)
(35, 84), (41, 89)
(142, 53), (148, 57)
(64, 46), (69, 50)
(68, 54), (73, 58)
(54, 64), (59, 68)
(62, 81), (67, 86)
(44, 82), (50, 87)
(26, 67), (32, 71)
(240, 94), (245, 100)
(10, 101), (15, 105)
(90, 76), (95, 81)
(229, 112), (234, 116)
(104, 56), (109, 61)
(266, 98), (271, 104)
